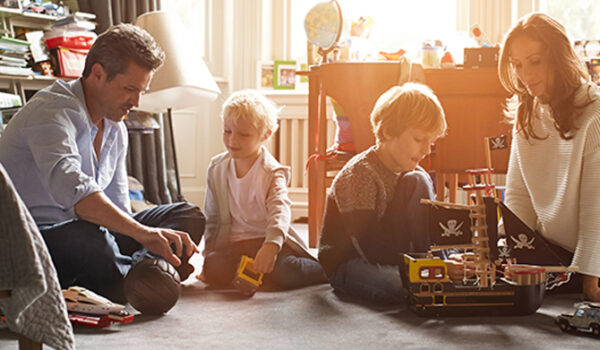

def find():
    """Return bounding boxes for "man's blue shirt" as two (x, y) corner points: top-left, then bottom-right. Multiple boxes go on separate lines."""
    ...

(0, 79), (130, 225)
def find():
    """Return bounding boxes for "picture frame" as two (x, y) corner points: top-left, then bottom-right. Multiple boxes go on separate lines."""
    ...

(273, 60), (296, 90)
(256, 60), (274, 89)
(1, 0), (20, 9)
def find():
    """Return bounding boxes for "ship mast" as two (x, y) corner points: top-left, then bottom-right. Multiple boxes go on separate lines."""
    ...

(462, 168), (496, 288)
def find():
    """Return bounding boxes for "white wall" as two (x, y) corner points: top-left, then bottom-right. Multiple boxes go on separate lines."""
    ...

(172, 0), (293, 210)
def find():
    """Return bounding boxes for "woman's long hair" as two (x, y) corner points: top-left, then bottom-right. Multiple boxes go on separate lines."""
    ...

(498, 13), (592, 140)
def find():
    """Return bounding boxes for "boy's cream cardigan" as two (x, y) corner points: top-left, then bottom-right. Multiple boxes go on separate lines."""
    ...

(203, 146), (315, 259)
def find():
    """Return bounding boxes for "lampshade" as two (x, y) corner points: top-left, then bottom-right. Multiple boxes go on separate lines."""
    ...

(135, 11), (220, 113)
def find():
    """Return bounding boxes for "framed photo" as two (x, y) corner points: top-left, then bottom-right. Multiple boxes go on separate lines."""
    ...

(1, 0), (20, 9)
(273, 60), (296, 90)
(256, 60), (274, 89)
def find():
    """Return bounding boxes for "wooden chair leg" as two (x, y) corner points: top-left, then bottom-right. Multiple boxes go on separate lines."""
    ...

(308, 160), (326, 248)
(19, 335), (43, 350)
(435, 173), (445, 201)
(448, 173), (458, 203)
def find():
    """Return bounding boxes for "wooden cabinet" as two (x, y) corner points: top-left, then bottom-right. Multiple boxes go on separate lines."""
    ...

(425, 68), (511, 173)
(307, 62), (511, 247)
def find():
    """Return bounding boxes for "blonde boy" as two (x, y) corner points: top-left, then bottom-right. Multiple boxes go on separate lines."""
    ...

(201, 90), (325, 289)
(318, 83), (447, 304)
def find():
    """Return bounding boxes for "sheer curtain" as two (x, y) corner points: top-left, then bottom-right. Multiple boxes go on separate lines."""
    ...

(77, 0), (178, 204)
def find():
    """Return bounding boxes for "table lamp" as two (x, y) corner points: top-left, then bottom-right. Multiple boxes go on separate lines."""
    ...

(135, 11), (220, 201)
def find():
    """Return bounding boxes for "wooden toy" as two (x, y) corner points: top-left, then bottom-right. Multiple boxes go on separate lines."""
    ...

(402, 138), (576, 316)
(232, 255), (264, 296)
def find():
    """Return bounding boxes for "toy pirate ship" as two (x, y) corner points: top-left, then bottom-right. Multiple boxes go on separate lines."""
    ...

(402, 138), (576, 316)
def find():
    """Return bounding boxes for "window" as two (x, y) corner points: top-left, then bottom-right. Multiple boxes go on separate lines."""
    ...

(292, 0), (458, 62)
(161, 0), (206, 57)
(420, 267), (430, 279)
(540, 0), (600, 42)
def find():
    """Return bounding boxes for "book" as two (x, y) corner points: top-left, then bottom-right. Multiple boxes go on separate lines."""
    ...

(0, 91), (22, 109)
(0, 36), (30, 54)
(0, 65), (32, 76)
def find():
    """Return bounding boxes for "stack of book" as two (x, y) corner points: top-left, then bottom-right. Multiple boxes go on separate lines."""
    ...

(44, 12), (97, 78)
(0, 37), (32, 76)
(45, 12), (97, 51)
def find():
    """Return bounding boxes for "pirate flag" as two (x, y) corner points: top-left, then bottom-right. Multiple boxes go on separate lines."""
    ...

(498, 202), (570, 266)
(427, 204), (472, 246)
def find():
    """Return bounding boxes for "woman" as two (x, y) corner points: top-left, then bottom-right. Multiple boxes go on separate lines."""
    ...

(498, 12), (600, 301)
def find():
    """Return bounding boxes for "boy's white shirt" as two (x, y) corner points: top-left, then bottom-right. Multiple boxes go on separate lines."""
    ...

(228, 149), (272, 242)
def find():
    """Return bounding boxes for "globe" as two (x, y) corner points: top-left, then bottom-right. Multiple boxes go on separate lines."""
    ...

(304, 0), (345, 51)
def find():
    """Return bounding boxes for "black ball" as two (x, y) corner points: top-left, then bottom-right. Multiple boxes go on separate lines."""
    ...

(123, 258), (182, 315)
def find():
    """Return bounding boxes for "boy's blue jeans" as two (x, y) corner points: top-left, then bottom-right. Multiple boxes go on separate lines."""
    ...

(39, 202), (205, 303)
(203, 238), (327, 290)
(329, 170), (435, 304)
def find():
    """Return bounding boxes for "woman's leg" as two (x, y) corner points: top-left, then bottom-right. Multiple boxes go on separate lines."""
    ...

(328, 258), (406, 304)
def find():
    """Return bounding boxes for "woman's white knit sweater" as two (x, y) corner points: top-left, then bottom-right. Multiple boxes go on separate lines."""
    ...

(505, 82), (600, 278)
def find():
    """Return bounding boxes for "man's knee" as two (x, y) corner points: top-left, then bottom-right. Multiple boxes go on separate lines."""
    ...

(163, 202), (205, 244)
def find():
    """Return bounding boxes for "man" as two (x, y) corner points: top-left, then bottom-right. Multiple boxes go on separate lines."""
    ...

(0, 23), (205, 304)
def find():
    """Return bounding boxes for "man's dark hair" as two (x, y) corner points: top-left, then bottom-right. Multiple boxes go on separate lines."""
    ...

(82, 23), (165, 81)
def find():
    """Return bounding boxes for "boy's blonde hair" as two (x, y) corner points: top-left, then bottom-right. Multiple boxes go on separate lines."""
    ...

(221, 90), (279, 136)
(370, 82), (446, 144)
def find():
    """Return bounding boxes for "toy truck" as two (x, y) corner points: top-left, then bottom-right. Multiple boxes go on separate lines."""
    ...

(232, 255), (264, 296)
(556, 302), (600, 337)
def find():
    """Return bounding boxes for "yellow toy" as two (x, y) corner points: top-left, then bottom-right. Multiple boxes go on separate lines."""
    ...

(232, 255), (264, 296)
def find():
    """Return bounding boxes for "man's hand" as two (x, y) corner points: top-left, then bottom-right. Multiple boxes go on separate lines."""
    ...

(135, 227), (199, 267)
(583, 275), (600, 302)
(253, 242), (279, 274)
(445, 253), (475, 283)
(74, 192), (199, 267)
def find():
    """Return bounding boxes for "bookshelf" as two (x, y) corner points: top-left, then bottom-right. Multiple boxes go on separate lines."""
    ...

(0, 7), (63, 104)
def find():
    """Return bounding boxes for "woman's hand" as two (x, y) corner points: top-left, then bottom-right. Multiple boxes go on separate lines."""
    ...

(253, 242), (280, 274)
(583, 275), (600, 302)
(445, 253), (476, 283)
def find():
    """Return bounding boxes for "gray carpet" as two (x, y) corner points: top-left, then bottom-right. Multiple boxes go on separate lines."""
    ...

(1, 282), (598, 349)
(1, 224), (598, 349)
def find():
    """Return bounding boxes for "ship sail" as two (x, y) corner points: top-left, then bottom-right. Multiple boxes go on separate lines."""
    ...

(427, 204), (472, 246)
(498, 202), (570, 266)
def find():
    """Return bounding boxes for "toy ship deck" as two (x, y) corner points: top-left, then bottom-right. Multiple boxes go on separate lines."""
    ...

(402, 254), (545, 316)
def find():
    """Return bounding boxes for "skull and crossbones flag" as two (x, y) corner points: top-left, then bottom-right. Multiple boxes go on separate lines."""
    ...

(428, 205), (472, 246)
(488, 135), (508, 150)
(498, 202), (570, 266)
